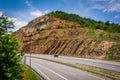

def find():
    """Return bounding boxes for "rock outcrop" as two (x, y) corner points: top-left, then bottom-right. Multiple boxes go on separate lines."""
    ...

(16, 15), (119, 59)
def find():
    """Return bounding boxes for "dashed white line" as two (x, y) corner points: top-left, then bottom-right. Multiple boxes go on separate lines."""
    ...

(36, 68), (51, 80)
(26, 60), (51, 80)
(32, 62), (68, 80)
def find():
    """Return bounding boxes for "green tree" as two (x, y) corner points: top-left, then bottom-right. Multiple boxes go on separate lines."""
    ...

(0, 15), (23, 80)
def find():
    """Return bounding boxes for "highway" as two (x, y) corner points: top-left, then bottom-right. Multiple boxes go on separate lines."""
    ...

(26, 57), (110, 80)
(26, 54), (120, 73)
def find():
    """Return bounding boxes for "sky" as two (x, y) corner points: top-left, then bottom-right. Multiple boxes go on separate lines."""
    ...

(0, 0), (120, 31)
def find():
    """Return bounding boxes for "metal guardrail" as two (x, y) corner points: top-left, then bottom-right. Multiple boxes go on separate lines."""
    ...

(25, 55), (120, 80)
(24, 56), (48, 80)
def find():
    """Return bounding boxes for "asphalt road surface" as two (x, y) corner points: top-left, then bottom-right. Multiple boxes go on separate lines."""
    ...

(26, 54), (120, 73)
(26, 57), (110, 80)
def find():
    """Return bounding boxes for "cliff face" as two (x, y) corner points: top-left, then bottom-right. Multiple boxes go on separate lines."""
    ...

(16, 16), (119, 59)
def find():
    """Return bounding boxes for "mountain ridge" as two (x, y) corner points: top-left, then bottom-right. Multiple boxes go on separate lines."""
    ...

(16, 11), (120, 60)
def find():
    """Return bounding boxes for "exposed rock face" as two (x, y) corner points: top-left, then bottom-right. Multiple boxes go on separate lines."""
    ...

(20, 16), (80, 35)
(19, 39), (116, 59)
(16, 16), (118, 59)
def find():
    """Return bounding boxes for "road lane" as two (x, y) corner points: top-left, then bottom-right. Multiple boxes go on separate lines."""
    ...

(26, 58), (66, 80)
(26, 57), (110, 80)
(26, 54), (120, 73)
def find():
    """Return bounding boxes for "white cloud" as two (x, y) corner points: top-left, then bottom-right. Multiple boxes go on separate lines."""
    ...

(10, 10), (49, 31)
(114, 15), (120, 19)
(25, 0), (36, 10)
(9, 17), (27, 31)
(92, 4), (104, 9)
(9, 10), (49, 31)
(14, 19), (27, 31)
(92, 0), (120, 12)
(107, 4), (120, 12)
(30, 10), (49, 17)
(109, 0), (115, 3)
(0, 11), (27, 32)
(25, 0), (32, 7)
(0, 11), (3, 17)
(30, 10), (43, 17)
(25, 0), (49, 18)
(7, 10), (49, 32)
(1, 1), (50, 32)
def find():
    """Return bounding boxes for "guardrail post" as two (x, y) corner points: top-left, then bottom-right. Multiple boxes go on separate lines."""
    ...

(30, 53), (31, 69)
(24, 56), (26, 65)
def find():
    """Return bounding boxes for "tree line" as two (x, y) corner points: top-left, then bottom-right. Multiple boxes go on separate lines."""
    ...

(46, 11), (120, 33)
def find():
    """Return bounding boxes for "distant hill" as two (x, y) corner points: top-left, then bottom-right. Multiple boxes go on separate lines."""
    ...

(16, 11), (120, 60)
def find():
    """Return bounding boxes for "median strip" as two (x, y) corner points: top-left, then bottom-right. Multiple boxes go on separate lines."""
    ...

(26, 56), (120, 80)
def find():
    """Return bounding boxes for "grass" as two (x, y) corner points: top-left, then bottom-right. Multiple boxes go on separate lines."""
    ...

(36, 36), (48, 41)
(84, 28), (120, 41)
(21, 65), (40, 80)
(29, 56), (120, 80)
(105, 56), (120, 62)
(36, 28), (51, 32)
(106, 44), (120, 61)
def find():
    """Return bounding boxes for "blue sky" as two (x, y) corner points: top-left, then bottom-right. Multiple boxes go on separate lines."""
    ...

(0, 0), (120, 31)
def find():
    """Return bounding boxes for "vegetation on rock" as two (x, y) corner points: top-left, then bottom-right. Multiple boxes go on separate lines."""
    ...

(46, 11), (120, 33)
(107, 44), (120, 61)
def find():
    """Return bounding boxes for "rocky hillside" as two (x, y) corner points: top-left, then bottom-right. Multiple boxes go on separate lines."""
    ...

(16, 11), (120, 60)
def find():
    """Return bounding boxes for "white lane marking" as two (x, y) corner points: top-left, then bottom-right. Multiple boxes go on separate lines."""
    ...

(27, 57), (104, 80)
(26, 60), (51, 80)
(35, 67), (51, 80)
(37, 69), (51, 80)
(32, 62), (68, 80)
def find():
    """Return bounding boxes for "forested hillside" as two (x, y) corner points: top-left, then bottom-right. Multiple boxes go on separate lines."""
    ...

(46, 11), (120, 33)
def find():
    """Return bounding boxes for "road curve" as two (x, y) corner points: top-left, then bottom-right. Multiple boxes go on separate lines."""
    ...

(26, 54), (120, 73)
(26, 57), (109, 80)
